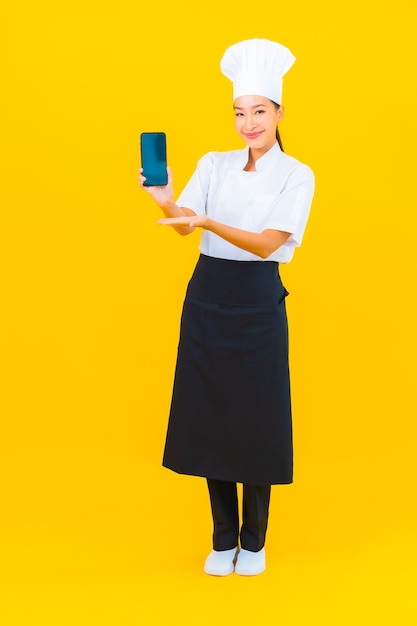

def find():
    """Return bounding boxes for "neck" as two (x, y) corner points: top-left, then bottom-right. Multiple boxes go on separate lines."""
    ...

(244, 151), (256, 171)
(244, 142), (276, 171)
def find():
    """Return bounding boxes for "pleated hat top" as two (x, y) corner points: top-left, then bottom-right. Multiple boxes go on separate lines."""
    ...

(220, 38), (296, 105)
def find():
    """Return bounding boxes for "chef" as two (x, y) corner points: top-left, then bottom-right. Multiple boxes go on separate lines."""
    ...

(139, 38), (315, 576)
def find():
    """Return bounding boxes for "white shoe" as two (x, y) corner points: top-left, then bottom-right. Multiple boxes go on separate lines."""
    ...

(204, 547), (238, 576)
(235, 548), (266, 576)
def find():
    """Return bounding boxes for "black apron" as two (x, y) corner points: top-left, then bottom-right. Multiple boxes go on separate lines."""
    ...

(162, 254), (293, 485)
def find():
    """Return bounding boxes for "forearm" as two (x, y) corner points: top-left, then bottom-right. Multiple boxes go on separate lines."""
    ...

(205, 218), (290, 259)
(159, 201), (196, 236)
(138, 166), (196, 236)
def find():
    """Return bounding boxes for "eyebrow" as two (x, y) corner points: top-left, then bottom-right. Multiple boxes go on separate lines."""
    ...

(233, 104), (265, 110)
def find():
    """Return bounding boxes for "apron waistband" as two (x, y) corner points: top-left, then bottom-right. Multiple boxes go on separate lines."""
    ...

(186, 254), (288, 306)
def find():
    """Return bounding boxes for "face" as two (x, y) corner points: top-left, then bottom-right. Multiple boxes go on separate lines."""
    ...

(234, 95), (284, 155)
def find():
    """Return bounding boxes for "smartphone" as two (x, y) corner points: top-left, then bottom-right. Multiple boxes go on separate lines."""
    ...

(140, 132), (168, 186)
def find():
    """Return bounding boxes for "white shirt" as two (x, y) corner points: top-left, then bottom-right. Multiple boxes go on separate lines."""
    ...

(176, 142), (315, 263)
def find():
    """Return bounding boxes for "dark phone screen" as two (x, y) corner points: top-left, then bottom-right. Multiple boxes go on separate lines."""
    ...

(140, 132), (168, 186)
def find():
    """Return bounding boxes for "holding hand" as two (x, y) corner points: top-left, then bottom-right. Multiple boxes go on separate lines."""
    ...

(138, 166), (174, 208)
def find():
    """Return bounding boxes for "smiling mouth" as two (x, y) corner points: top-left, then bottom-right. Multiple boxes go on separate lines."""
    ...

(244, 131), (263, 139)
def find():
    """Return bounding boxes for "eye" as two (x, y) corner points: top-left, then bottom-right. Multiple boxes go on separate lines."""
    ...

(255, 109), (265, 114)
(235, 112), (244, 117)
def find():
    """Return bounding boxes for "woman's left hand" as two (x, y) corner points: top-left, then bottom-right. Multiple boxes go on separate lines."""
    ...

(157, 215), (210, 229)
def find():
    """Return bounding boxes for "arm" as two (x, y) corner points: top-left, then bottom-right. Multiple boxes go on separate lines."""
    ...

(158, 214), (291, 259)
(138, 166), (197, 236)
(158, 200), (197, 236)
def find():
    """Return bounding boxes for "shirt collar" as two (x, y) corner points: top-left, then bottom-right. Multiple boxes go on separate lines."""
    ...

(236, 141), (282, 171)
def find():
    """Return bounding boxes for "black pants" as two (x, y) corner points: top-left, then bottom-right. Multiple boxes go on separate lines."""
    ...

(207, 479), (271, 552)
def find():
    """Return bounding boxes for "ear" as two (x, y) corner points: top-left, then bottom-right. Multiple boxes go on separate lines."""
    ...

(277, 105), (285, 123)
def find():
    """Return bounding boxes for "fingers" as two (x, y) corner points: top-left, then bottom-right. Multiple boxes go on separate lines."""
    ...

(157, 217), (194, 227)
(157, 217), (186, 224)
(138, 167), (147, 187)
(138, 167), (171, 189)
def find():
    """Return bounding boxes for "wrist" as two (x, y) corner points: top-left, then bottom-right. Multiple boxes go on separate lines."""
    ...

(204, 217), (214, 230)
(159, 198), (175, 210)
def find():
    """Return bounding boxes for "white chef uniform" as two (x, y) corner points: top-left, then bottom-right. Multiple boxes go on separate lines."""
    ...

(176, 142), (315, 263)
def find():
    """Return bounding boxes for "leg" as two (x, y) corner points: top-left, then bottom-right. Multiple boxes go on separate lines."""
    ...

(240, 484), (271, 552)
(204, 479), (239, 576)
(235, 484), (271, 576)
(206, 479), (239, 550)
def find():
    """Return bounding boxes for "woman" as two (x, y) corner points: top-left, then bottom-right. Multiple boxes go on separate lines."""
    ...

(139, 38), (315, 576)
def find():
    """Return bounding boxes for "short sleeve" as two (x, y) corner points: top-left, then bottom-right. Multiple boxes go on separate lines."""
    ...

(175, 153), (214, 215)
(263, 165), (315, 246)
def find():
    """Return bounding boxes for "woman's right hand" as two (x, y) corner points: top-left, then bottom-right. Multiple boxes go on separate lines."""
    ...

(138, 166), (174, 208)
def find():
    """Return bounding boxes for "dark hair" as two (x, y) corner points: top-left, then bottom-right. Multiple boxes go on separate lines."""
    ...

(270, 100), (284, 152)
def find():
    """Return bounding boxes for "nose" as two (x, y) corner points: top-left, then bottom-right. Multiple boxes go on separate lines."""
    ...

(243, 113), (257, 131)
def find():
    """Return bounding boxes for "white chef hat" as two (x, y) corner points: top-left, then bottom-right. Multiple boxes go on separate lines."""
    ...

(220, 38), (296, 105)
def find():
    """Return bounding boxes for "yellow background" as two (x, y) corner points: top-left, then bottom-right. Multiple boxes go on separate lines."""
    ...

(1, 1), (416, 624)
